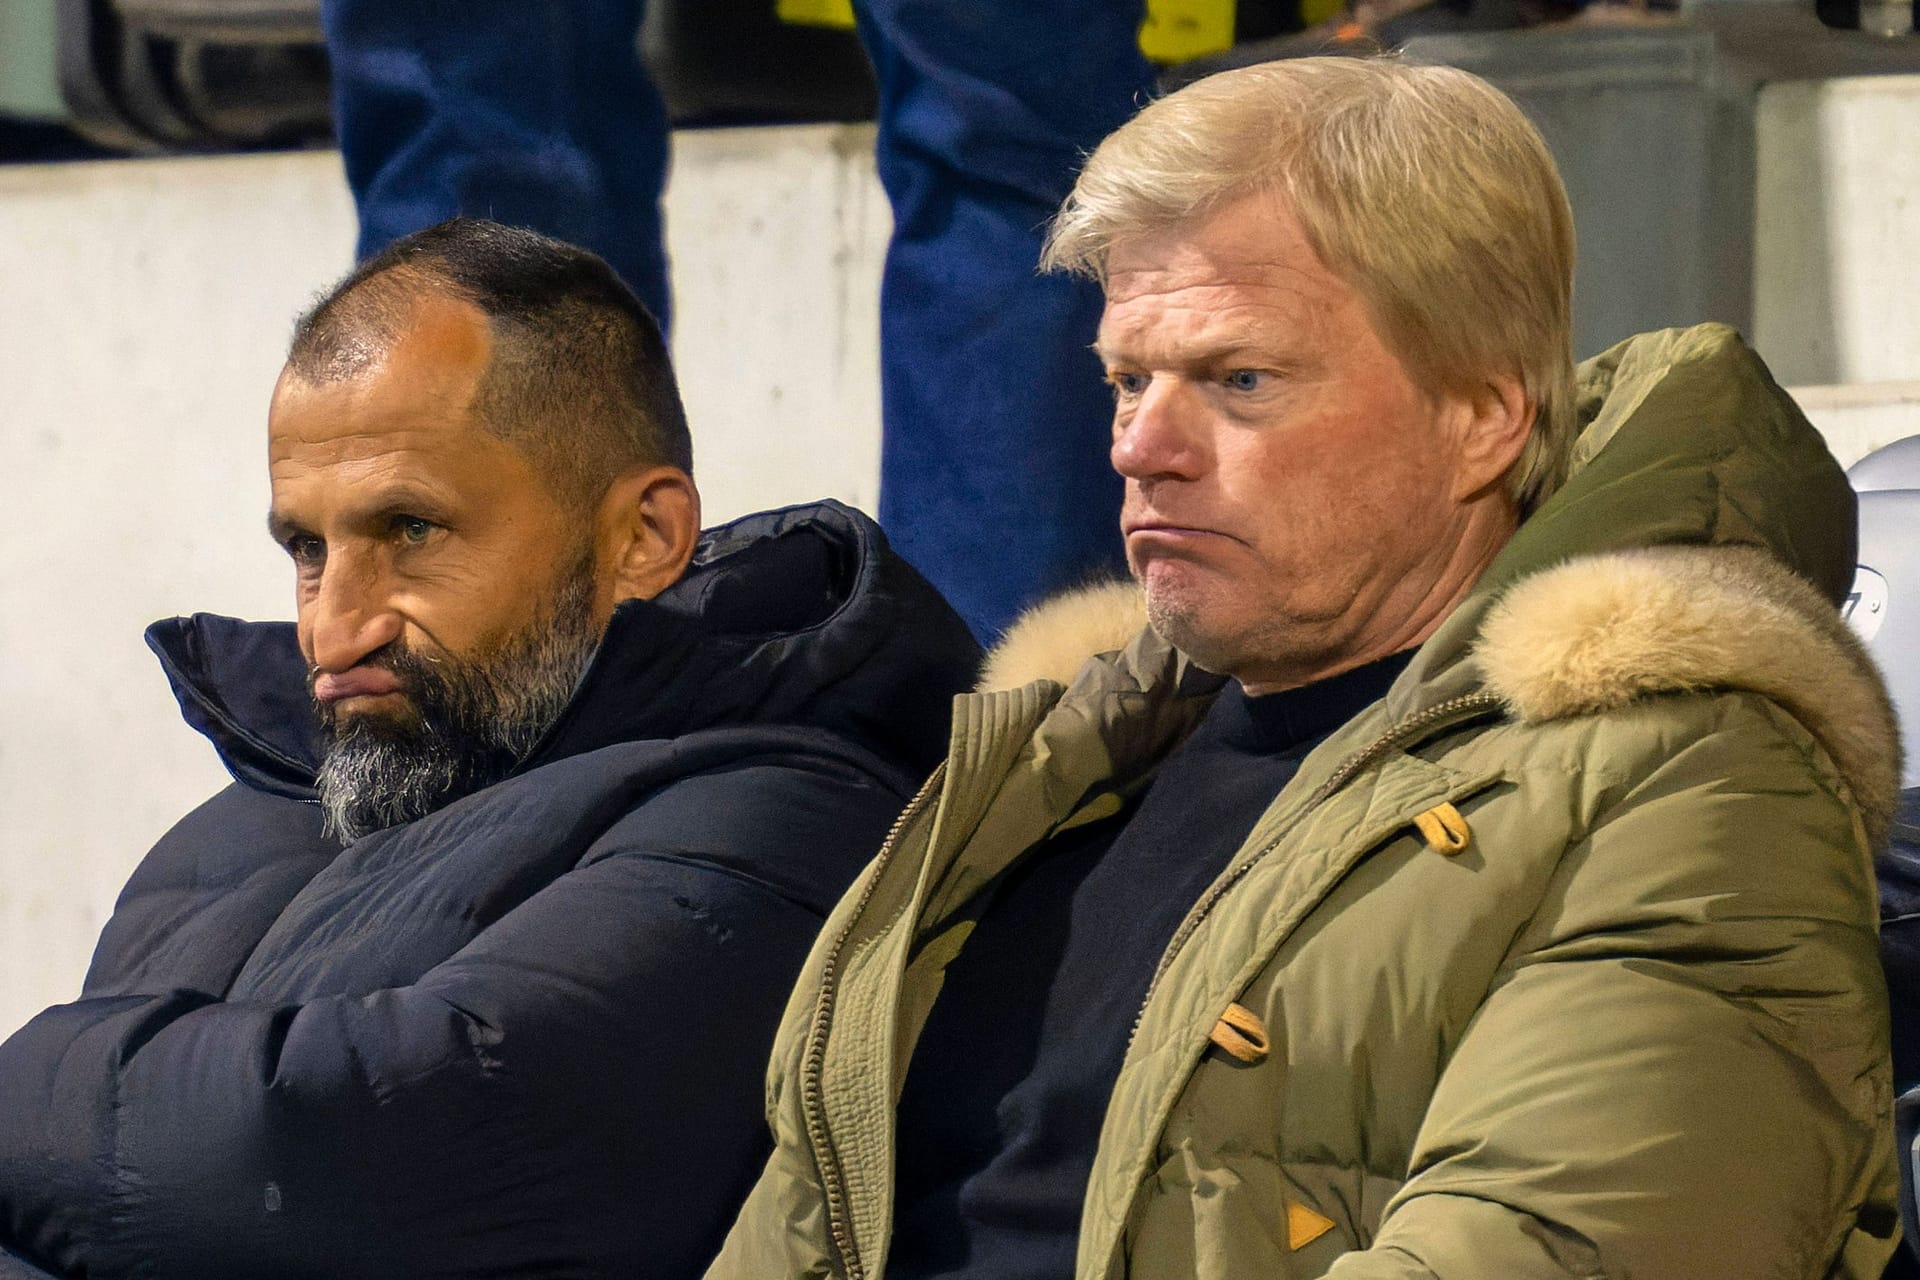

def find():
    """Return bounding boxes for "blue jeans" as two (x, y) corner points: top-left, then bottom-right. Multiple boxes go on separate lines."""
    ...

(322, 0), (1150, 640)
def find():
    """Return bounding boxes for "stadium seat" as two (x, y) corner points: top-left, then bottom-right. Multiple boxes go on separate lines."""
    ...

(1850, 436), (1920, 792)
(1848, 436), (1920, 1278)
(55, 0), (329, 151)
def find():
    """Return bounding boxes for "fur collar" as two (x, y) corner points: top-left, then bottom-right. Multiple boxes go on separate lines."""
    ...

(979, 581), (1147, 695)
(1477, 544), (1900, 846)
(979, 546), (1901, 846)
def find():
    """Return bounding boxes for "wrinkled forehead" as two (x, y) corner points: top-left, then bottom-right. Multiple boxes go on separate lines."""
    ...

(1094, 192), (1363, 363)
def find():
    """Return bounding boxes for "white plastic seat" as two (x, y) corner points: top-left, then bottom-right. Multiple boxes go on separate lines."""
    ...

(1847, 436), (1920, 789)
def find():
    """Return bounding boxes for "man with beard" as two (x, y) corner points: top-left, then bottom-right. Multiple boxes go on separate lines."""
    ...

(0, 218), (981, 1280)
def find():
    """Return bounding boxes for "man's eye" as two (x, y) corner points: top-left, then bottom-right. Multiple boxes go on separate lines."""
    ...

(396, 517), (434, 545)
(285, 536), (324, 567)
(1108, 371), (1148, 398)
(1225, 369), (1264, 392)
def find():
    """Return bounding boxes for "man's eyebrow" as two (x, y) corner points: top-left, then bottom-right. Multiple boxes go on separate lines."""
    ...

(267, 487), (458, 543)
(1091, 336), (1295, 370)
(354, 486), (456, 523)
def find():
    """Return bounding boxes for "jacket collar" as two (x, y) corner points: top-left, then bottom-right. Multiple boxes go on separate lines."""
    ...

(146, 501), (982, 798)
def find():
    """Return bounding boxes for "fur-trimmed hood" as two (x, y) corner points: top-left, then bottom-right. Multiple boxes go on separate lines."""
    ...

(1476, 543), (1899, 845)
(978, 324), (1902, 847)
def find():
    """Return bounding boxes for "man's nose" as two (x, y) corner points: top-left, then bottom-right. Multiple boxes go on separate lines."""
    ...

(1110, 379), (1205, 482)
(306, 556), (403, 673)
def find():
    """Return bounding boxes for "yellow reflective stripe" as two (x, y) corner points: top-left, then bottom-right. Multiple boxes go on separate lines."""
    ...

(775, 0), (856, 29)
(1139, 0), (1236, 62)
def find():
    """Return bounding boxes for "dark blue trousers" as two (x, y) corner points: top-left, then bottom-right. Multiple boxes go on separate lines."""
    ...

(323, 1), (674, 328)
(321, 0), (1150, 639)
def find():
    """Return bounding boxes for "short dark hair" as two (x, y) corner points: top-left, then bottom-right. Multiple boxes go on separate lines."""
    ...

(288, 218), (692, 506)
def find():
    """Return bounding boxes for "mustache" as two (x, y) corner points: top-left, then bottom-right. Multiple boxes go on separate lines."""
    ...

(308, 645), (448, 726)
(309, 558), (601, 842)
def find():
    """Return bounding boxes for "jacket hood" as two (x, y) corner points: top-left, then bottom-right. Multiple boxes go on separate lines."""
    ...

(148, 500), (981, 798)
(978, 325), (1901, 843)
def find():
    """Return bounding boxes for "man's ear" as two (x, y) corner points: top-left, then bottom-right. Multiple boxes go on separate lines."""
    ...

(593, 465), (701, 612)
(1449, 373), (1533, 504)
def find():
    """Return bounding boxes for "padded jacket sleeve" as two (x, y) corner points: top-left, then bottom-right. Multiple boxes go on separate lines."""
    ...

(0, 760), (901, 1280)
(1328, 699), (1899, 1279)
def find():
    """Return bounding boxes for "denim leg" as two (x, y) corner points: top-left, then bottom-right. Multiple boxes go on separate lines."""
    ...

(321, 0), (673, 329)
(854, 0), (1152, 641)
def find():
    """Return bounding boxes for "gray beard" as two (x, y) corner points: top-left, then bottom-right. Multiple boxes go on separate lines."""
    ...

(313, 568), (600, 844)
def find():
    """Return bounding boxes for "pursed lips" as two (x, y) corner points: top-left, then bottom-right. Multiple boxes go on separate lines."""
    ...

(311, 666), (406, 705)
(1124, 519), (1244, 548)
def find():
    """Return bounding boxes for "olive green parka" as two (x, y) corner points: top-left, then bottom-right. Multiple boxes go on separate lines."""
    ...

(707, 325), (1905, 1280)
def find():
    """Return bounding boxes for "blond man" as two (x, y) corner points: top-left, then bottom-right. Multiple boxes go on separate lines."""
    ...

(708, 58), (1902, 1279)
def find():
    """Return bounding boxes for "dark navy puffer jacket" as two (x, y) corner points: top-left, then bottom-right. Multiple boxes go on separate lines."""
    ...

(0, 502), (981, 1280)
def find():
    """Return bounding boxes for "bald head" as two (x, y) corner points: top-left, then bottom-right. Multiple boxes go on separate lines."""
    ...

(288, 218), (692, 510)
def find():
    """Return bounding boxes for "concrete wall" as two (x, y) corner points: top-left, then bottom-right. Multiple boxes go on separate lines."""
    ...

(1794, 382), (1920, 469)
(3, 79), (1918, 1039)
(1754, 75), (1920, 387)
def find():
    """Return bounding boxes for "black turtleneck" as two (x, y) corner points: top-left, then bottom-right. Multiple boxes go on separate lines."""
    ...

(888, 648), (1417, 1280)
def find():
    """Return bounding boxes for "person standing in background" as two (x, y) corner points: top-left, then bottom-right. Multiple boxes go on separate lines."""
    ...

(321, 0), (1155, 641)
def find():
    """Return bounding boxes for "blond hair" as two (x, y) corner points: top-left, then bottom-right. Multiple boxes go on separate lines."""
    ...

(1043, 56), (1577, 514)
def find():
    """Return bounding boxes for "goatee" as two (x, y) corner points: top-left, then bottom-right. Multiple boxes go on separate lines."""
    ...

(313, 566), (601, 843)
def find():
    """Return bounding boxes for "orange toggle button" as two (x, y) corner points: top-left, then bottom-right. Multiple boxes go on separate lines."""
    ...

(1208, 1001), (1270, 1063)
(1412, 802), (1471, 854)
